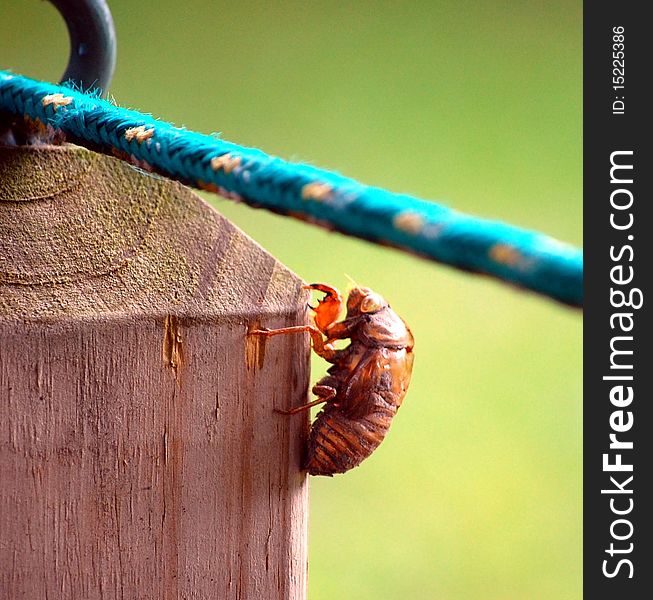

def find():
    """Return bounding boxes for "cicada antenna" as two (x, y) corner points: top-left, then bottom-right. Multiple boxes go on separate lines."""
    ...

(343, 273), (359, 291)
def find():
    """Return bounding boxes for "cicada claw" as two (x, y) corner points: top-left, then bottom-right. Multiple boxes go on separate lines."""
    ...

(303, 282), (343, 333)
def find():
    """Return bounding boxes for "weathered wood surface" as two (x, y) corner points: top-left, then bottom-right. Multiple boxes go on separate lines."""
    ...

(0, 145), (309, 599)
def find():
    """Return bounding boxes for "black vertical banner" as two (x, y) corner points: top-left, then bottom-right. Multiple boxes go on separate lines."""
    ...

(584, 2), (652, 598)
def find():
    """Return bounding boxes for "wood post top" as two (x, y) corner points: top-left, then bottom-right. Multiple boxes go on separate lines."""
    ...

(0, 144), (305, 321)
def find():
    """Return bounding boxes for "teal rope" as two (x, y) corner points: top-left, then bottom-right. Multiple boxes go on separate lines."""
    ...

(0, 71), (582, 306)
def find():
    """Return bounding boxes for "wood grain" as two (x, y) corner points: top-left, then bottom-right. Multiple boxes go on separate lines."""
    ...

(0, 145), (310, 599)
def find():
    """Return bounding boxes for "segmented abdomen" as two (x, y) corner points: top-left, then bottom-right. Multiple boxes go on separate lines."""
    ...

(304, 397), (398, 476)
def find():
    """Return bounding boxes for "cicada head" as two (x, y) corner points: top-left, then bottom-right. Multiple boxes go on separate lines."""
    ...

(345, 286), (388, 317)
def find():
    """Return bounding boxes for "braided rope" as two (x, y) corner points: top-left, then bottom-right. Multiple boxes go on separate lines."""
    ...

(0, 71), (582, 306)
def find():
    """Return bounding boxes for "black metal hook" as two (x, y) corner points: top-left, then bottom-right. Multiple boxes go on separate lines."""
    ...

(50, 0), (116, 96)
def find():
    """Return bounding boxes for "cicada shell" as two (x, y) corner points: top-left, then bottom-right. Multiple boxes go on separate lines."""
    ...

(251, 283), (414, 476)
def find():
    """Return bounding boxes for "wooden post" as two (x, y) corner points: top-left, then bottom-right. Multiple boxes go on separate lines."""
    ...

(0, 145), (309, 599)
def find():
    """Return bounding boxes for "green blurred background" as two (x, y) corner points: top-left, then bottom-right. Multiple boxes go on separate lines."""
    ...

(2, 1), (582, 598)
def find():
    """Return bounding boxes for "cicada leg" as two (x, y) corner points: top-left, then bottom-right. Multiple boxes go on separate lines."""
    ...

(275, 397), (327, 415)
(304, 283), (343, 333)
(275, 384), (337, 415)
(311, 384), (336, 401)
(248, 325), (337, 360)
